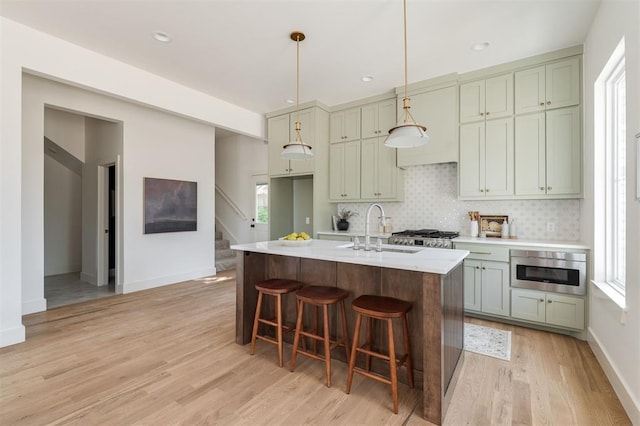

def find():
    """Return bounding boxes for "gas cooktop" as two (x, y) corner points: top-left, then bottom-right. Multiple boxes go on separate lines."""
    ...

(392, 229), (460, 239)
(389, 229), (459, 248)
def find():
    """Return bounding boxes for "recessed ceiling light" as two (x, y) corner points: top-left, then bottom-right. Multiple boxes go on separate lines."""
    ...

(153, 31), (172, 43)
(471, 42), (490, 51)
(361, 75), (374, 82)
(286, 98), (295, 104)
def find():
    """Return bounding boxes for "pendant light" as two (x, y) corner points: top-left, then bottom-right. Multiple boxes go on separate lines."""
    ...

(384, 0), (430, 148)
(281, 31), (314, 160)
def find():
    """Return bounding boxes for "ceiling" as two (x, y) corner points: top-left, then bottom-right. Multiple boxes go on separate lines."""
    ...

(1, 0), (600, 116)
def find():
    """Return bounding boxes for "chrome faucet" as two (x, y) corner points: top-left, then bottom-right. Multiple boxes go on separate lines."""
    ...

(364, 203), (386, 251)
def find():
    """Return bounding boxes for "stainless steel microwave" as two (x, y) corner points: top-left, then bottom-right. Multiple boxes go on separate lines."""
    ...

(510, 249), (587, 295)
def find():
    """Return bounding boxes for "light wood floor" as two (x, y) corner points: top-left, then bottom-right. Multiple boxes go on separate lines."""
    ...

(0, 271), (630, 425)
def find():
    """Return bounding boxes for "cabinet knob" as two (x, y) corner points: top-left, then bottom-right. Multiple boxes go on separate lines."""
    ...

(480, 189), (484, 192)
(539, 298), (545, 302)
(547, 101), (551, 105)
(485, 188), (490, 192)
(540, 186), (545, 190)
(548, 299), (553, 303)
(482, 267), (486, 270)
(547, 186), (552, 190)
(480, 112), (484, 116)
(475, 266), (480, 270)
(486, 111), (490, 116)
(540, 102), (545, 106)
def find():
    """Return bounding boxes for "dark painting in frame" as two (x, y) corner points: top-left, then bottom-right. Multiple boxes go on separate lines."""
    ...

(144, 177), (197, 234)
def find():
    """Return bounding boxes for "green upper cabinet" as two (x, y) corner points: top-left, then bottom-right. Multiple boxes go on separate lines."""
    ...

(329, 140), (361, 201)
(361, 137), (403, 201)
(514, 57), (580, 115)
(514, 106), (582, 198)
(460, 73), (513, 123)
(361, 99), (396, 139)
(459, 118), (514, 199)
(268, 108), (316, 177)
(396, 85), (459, 166)
(329, 107), (361, 143)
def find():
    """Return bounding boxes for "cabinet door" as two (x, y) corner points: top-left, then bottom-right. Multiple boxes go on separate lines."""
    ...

(546, 106), (581, 196)
(330, 108), (361, 143)
(515, 66), (546, 115)
(459, 122), (485, 197)
(360, 138), (378, 199)
(511, 288), (546, 323)
(375, 140), (398, 199)
(361, 104), (378, 139)
(397, 86), (458, 166)
(329, 111), (346, 144)
(329, 143), (346, 200)
(546, 57), (580, 110)
(484, 118), (514, 196)
(268, 114), (292, 177)
(484, 74), (513, 119)
(377, 99), (397, 137)
(460, 80), (485, 123)
(362, 100), (395, 139)
(463, 260), (482, 311)
(545, 293), (585, 329)
(288, 109), (314, 175)
(515, 113), (546, 196)
(343, 140), (361, 200)
(481, 261), (510, 316)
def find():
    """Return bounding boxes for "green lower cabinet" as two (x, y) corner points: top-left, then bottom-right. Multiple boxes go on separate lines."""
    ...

(511, 288), (585, 330)
(463, 259), (510, 317)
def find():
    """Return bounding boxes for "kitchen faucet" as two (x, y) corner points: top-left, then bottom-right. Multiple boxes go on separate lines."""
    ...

(364, 203), (386, 251)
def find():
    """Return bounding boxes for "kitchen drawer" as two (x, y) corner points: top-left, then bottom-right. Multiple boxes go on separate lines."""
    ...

(454, 243), (510, 262)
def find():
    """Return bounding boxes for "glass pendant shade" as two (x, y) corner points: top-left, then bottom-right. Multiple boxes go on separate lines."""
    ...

(385, 123), (430, 148)
(281, 141), (314, 160)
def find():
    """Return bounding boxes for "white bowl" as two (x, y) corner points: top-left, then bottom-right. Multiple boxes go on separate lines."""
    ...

(279, 237), (313, 247)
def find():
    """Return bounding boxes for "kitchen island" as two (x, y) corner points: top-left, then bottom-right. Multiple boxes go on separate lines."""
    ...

(231, 239), (468, 424)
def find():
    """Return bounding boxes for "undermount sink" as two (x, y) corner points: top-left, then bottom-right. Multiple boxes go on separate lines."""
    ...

(336, 243), (421, 255)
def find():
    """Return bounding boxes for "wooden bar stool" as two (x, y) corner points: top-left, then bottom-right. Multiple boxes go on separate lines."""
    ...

(250, 278), (304, 367)
(345, 295), (414, 414)
(290, 286), (350, 387)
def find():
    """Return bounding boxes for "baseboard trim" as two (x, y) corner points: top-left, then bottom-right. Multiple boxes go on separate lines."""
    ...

(0, 325), (26, 348)
(588, 327), (640, 424)
(123, 267), (217, 294)
(22, 297), (46, 315)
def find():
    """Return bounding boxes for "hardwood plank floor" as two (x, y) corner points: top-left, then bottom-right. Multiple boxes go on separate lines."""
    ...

(0, 271), (630, 425)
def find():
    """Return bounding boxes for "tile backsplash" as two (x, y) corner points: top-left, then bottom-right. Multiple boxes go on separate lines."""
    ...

(338, 163), (581, 241)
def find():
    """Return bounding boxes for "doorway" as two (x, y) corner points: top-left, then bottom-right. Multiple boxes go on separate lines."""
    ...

(251, 175), (269, 242)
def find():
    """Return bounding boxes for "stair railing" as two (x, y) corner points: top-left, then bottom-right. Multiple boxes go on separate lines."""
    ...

(215, 184), (249, 221)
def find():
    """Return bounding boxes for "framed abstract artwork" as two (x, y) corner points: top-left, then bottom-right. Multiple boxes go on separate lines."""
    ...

(144, 177), (197, 234)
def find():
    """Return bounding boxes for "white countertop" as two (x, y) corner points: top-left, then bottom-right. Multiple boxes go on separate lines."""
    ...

(231, 239), (469, 275)
(454, 236), (590, 250)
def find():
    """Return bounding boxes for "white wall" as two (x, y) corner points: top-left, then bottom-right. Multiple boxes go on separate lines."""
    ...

(582, 0), (640, 423)
(44, 107), (86, 161)
(44, 155), (82, 276)
(215, 134), (267, 244)
(1, 17), (263, 347)
(43, 108), (85, 277)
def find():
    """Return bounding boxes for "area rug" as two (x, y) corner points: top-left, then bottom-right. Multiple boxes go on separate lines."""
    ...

(464, 323), (512, 361)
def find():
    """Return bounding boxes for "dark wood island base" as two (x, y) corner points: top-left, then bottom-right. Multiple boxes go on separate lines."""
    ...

(234, 251), (465, 425)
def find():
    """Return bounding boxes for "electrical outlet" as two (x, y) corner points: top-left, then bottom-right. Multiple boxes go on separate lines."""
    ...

(305, 217), (310, 225)
(547, 222), (555, 232)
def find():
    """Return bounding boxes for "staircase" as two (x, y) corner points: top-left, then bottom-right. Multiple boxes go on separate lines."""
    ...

(215, 230), (236, 272)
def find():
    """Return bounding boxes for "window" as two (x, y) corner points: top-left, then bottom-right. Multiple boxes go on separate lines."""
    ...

(255, 183), (268, 224)
(594, 38), (626, 302)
